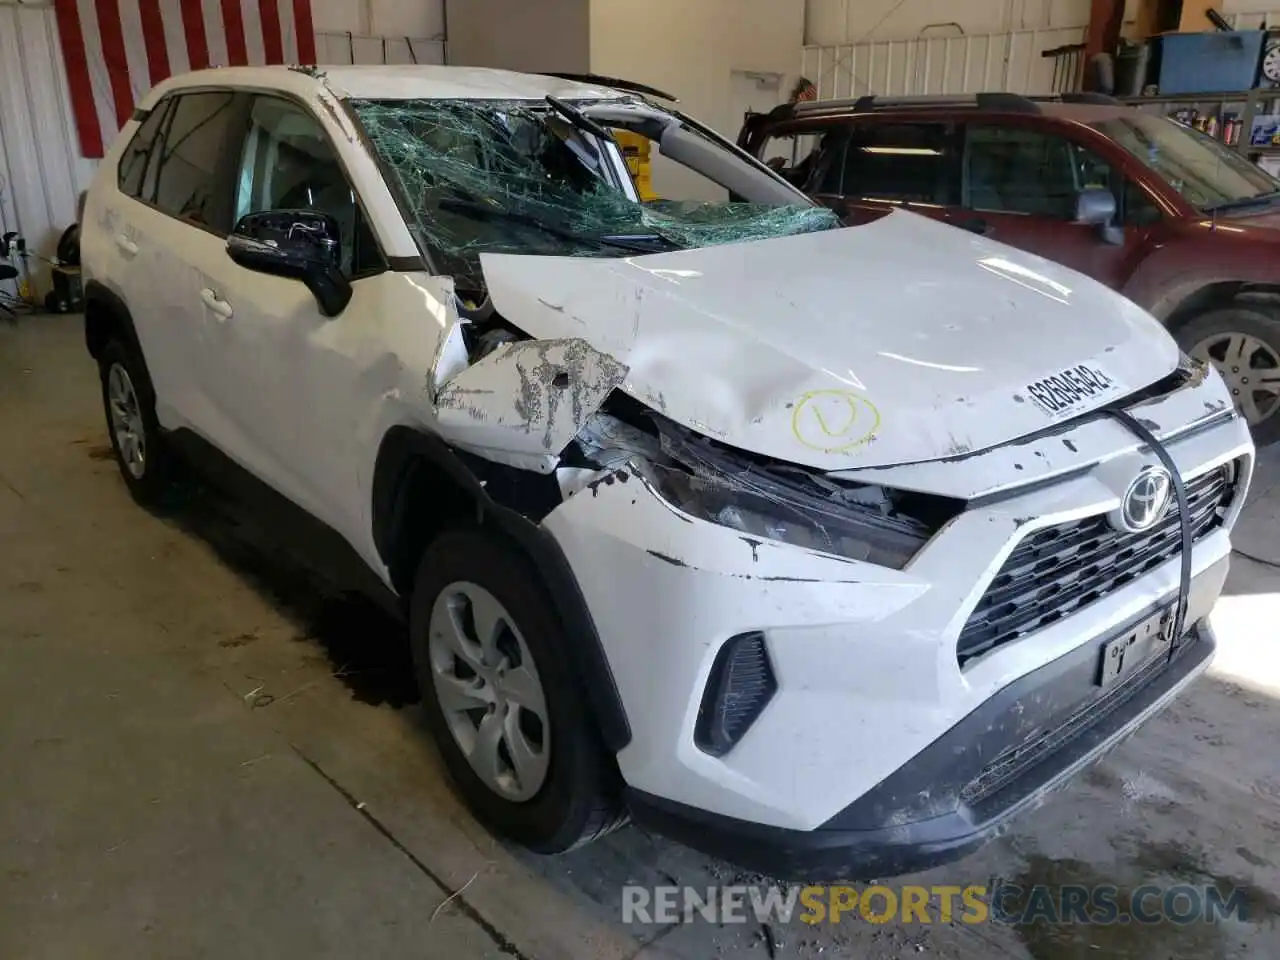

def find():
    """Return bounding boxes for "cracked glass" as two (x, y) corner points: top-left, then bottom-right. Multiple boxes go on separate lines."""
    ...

(351, 98), (839, 294)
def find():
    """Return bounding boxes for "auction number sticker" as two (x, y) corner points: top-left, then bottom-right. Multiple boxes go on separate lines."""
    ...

(1024, 363), (1120, 417)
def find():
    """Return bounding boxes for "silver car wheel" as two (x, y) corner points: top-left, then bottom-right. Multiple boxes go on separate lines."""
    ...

(1191, 330), (1280, 426)
(107, 363), (147, 479)
(427, 581), (550, 802)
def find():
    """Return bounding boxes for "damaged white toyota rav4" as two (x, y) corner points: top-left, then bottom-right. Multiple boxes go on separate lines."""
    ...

(83, 65), (1254, 878)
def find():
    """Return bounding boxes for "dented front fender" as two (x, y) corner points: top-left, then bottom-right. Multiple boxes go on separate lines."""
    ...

(434, 338), (629, 471)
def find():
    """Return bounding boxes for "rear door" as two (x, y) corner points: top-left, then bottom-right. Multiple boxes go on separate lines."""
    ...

(94, 98), (170, 344)
(958, 121), (1159, 288)
(115, 90), (241, 435)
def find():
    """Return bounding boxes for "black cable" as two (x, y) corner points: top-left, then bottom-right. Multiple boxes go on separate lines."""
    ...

(1104, 409), (1192, 660)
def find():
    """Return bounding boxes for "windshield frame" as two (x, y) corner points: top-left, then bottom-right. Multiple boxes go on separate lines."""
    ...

(1090, 112), (1280, 212)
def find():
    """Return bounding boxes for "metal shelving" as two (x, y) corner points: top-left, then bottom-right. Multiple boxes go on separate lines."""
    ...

(1120, 88), (1280, 168)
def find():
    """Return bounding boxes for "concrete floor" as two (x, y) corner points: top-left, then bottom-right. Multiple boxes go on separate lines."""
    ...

(3, 313), (1280, 960)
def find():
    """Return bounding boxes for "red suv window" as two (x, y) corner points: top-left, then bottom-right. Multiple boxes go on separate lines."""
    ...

(842, 123), (957, 204)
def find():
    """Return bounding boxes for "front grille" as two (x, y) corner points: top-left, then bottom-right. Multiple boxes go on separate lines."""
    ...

(957, 465), (1233, 666)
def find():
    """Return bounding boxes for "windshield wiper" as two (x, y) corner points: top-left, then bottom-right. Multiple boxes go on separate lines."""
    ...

(545, 95), (613, 141)
(1202, 190), (1280, 213)
(437, 197), (674, 254)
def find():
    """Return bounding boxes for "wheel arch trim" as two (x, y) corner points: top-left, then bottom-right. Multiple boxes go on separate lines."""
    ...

(84, 280), (144, 363)
(371, 426), (633, 752)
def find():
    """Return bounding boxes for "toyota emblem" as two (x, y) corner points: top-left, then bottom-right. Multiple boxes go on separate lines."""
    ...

(1114, 465), (1174, 533)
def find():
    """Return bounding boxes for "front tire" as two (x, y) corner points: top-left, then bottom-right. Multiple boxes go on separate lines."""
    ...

(409, 528), (625, 853)
(98, 338), (175, 505)
(1175, 306), (1280, 446)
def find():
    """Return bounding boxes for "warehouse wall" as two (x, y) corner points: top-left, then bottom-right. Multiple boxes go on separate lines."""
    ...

(0, 0), (444, 298)
(0, 2), (95, 297)
(591, 0), (804, 131)
(311, 0), (443, 37)
(445, 0), (591, 72)
(590, 0), (804, 197)
(311, 0), (446, 64)
(806, 0), (1097, 44)
(806, 0), (1280, 44)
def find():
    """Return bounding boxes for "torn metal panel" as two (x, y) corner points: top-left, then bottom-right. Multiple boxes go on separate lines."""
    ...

(555, 413), (664, 498)
(435, 338), (628, 470)
(430, 308), (471, 390)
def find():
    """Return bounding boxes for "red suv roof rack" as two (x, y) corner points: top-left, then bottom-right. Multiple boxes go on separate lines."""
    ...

(768, 90), (1122, 122)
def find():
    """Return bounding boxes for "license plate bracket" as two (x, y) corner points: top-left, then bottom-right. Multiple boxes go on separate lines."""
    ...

(1098, 607), (1176, 688)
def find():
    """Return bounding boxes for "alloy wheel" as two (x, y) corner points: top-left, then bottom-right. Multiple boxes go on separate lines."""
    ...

(1190, 331), (1280, 427)
(107, 363), (147, 479)
(427, 582), (550, 802)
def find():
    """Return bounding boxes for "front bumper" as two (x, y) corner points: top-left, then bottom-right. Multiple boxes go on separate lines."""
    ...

(541, 403), (1250, 832)
(626, 611), (1218, 881)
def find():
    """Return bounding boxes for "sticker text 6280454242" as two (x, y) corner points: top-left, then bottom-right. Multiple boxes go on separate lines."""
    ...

(1024, 364), (1118, 417)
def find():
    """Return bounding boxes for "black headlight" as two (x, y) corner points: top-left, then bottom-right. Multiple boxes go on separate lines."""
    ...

(637, 418), (936, 570)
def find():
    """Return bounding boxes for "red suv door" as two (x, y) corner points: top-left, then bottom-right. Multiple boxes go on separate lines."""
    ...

(957, 119), (1161, 290)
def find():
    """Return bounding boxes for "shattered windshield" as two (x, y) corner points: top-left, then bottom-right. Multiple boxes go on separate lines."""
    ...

(351, 98), (839, 293)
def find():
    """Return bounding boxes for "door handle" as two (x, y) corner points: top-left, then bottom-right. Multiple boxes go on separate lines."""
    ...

(199, 287), (233, 320)
(959, 217), (992, 236)
(115, 234), (139, 256)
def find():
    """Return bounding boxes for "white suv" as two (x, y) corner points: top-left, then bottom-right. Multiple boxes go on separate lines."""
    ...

(82, 65), (1254, 878)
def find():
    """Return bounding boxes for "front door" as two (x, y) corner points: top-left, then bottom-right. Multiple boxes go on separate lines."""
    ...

(196, 93), (388, 537)
(958, 122), (1156, 289)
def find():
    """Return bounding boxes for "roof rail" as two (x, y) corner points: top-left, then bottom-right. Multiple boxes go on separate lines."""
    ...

(783, 90), (1129, 117)
(974, 92), (1041, 113)
(1054, 91), (1121, 105)
(791, 92), (1043, 115)
(540, 72), (679, 102)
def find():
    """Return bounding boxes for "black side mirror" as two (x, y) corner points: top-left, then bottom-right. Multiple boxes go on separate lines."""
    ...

(1075, 187), (1124, 245)
(226, 210), (352, 317)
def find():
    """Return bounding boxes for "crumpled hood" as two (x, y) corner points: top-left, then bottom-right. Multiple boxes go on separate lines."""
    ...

(480, 209), (1179, 470)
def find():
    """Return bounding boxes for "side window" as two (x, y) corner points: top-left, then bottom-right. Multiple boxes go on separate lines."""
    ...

(117, 100), (171, 198)
(152, 92), (238, 229)
(1063, 138), (1161, 226)
(964, 126), (1081, 217)
(234, 96), (382, 276)
(964, 125), (1160, 226)
(842, 123), (956, 204)
(759, 126), (848, 193)
(1123, 180), (1163, 226)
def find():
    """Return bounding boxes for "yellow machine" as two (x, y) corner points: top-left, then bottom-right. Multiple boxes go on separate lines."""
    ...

(612, 129), (657, 200)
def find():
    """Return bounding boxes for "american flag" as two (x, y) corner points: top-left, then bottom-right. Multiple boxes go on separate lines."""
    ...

(54, 0), (317, 159)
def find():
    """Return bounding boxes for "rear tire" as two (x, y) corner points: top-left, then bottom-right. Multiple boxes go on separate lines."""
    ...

(409, 527), (626, 853)
(1174, 305), (1280, 446)
(98, 338), (175, 505)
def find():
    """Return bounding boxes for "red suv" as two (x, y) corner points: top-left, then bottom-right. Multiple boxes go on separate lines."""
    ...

(739, 92), (1280, 443)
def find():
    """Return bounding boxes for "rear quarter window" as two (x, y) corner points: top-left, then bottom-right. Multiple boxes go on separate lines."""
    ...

(117, 101), (171, 198)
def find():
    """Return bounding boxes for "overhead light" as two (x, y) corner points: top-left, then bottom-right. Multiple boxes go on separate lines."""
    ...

(860, 146), (942, 156)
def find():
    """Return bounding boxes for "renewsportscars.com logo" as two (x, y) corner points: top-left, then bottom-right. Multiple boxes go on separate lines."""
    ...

(621, 882), (1253, 927)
